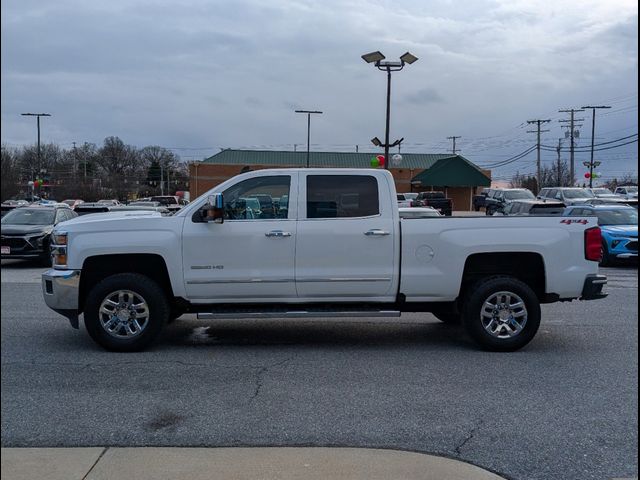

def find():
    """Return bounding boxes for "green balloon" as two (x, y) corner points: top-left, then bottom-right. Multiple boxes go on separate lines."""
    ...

(371, 157), (379, 167)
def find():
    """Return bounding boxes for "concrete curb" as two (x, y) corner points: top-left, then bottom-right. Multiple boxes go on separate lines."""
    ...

(1, 447), (505, 480)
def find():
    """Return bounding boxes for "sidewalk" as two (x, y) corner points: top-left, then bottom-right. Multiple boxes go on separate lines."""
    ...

(1, 447), (505, 480)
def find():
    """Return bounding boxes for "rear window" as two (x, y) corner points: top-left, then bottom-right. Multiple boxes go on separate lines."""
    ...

(307, 175), (379, 218)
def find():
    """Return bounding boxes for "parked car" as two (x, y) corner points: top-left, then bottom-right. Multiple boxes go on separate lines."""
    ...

(496, 199), (566, 216)
(397, 193), (422, 208)
(1, 204), (77, 265)
(579, 197), (639, 209)
(110, 205), (172, 216)
(150, 196), (182, 213)
(472, 188), (493, 212)
(586, 188), (619, 199)
(398, 206), (442, 218)
(1, 200), (29, 218)
(614, 185), (638, 199)
(62, 199), (85, 210)
(97, 199), (122, 206)
(128, 201), (163, 207)
(74, 203), (113, 215)
(537, 187), (595, 206)
(563, 204), (637, 266)
(485, 188), (536, 215)
(414, 191), (453, 216)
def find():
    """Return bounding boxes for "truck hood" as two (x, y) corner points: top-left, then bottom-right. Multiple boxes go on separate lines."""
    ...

(55, 210), (177, 234)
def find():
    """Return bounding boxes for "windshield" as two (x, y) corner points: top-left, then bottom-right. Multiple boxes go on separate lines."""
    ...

(626, 186), (638, 193)
(1, 208), (55, 225)
(505, 190), (535, 200)
(596, 209), (638, 226)
(563, 189), (595, 199)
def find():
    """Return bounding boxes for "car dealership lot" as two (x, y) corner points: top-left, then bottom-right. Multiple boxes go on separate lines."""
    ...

(1, 260), (637, 480)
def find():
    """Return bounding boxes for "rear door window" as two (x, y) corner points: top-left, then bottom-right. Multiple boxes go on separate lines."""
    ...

(307, 175), (379, 219)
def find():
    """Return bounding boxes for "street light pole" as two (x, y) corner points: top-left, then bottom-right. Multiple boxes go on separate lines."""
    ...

(21, 112), (51, 178)
(361, 51), (418, 170)
(581, 105), (611, 188)
(295, 110), (322, 168)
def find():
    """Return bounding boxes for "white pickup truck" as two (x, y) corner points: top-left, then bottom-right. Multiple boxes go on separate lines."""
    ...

(42, 169), (607, 352)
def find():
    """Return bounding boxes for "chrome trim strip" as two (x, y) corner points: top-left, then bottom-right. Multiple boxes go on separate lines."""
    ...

(197, 310), (401, 319)
(186, 278), (294, 285)
(297, 277), (391, 283)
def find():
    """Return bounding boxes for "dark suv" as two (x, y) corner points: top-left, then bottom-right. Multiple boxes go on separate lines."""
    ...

(1, 204), (77, 264)
(485, 188), (536, 215)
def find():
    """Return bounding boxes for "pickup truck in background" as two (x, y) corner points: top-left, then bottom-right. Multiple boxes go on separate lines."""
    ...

(42, 169), (607, 353)
(414, 191), (453, 216)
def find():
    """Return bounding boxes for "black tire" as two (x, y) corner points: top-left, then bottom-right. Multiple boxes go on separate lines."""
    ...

(461, 276), (541, 352)
(84, 273), (169, 351)
(485, 207), (494, 216)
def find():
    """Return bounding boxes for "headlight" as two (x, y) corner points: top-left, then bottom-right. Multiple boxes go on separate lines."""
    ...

(51, 232), (68, 268)
(52, 233), (67, 245)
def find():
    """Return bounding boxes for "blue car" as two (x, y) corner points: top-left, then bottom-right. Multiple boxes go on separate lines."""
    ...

(563, 204), (638, 266)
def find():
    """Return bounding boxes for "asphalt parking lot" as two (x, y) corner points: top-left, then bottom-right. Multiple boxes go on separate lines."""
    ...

(1, 259), (638, 480)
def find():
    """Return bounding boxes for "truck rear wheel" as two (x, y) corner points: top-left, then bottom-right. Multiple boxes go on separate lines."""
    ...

(461, 276), (540, 351)
(84, 273), (169, 351)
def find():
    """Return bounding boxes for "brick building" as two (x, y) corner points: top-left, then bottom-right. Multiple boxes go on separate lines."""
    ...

(189, 150), (491, 211)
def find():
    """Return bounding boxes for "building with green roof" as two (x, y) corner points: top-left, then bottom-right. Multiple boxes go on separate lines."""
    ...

(189, 149), (491, 211)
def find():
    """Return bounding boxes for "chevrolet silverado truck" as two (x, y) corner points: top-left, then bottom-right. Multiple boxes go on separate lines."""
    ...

(41, 169), (607, 352)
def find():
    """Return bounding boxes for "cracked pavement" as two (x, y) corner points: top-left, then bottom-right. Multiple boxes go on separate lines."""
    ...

(1, 266), (638, 480)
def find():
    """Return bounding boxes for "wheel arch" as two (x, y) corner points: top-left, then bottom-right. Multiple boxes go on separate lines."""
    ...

(79, 253), (174, 313)
(459, 252), (547, 302)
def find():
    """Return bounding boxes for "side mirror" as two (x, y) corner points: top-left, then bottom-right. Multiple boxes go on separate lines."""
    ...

(199, 193), (224, 224)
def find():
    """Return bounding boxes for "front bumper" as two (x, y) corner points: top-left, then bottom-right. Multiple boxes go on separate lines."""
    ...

(580, 274), (608, 300)
(42, 269), (81, 328)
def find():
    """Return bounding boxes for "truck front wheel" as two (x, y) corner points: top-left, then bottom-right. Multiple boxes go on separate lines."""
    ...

(461, 276), (540, 352)
(84, 273), (169, 351)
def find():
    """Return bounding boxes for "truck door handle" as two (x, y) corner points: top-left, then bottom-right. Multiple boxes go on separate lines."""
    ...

(265, 230), (292, 237)
(364, 229), (390, 236)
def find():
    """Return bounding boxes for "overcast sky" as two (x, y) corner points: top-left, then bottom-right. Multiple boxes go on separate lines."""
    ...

(1, 0), (637, 182)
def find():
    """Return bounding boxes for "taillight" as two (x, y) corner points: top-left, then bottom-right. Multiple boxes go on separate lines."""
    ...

(584, 227), (602, 262)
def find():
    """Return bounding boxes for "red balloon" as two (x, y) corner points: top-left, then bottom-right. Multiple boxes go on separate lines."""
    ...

(584, 173), (591, 178)
(376, 155), (385, 167)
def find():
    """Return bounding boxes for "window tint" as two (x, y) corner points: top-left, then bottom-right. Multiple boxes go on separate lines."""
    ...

(222, 176), (290, 220)
(307, 175), (379, 219)
(568, 208), (586, 216)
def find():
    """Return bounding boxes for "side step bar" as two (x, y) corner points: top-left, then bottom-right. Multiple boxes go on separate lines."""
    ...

(197, 310), (401, 320)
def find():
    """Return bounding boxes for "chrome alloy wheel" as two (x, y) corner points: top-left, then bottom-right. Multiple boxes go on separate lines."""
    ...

(98, 290), (150, 339)
(480, 290), (528, 339)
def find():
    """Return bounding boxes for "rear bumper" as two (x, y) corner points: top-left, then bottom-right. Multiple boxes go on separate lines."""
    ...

(580, 274), (608, 300)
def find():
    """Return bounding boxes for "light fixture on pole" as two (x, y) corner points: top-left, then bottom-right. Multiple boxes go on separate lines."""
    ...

(295, 110), (323, 168)
(362, 51), (418, 169)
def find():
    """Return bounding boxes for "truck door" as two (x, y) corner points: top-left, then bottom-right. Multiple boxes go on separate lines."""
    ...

(182, 173), (297, 301)
(295, 172), (398, 300)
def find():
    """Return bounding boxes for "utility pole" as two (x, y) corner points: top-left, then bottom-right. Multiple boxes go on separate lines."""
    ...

(526, 119), (551, 190)
(83, 142), (88, 182)
(72, 141), (78, 182)
(20, 113), (52, 178)
(581, 105), (611, 188)
(295, 110), (323, 168)
(447, 136), (461, 155)
(559, 108), (584, 186)
(556, 138), (563, 186)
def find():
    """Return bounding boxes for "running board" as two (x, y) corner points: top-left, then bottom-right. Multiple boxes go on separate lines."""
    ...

(197, 309), (401, 320)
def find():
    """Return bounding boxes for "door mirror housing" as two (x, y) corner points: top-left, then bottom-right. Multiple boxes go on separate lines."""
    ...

(198, 193), (224, 223)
